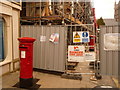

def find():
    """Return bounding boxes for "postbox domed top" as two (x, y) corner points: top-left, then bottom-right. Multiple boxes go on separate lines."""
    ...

(18, 37), (36, 43)
(90, 35), (96, 37)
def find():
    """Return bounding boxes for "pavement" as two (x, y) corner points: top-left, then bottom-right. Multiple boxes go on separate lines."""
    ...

(1, 70), (116, 89)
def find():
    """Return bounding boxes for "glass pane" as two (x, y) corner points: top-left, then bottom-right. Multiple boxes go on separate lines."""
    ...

(0, 18), (4, 61)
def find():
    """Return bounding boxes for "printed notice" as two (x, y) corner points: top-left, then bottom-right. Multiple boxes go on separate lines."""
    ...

(68, 45), (85, 62)
(73, 31), (89, 43)
(85, 52), (96, 61)
(73, 32), (81, 43)
(40, 36), (46, 42)
(49, 33), (59, 44)
(104, 33), (120, 50)
(21, 51), (26, 58)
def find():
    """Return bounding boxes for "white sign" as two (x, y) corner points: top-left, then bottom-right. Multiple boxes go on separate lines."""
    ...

(40, 36), (46, 42)
(21, 51), (26, 58)
(73, 31), (89, 43)
(104, 33), (120, 50)
(68, 45), (85, 62)
(85, 52), (96, 62)
(49, 33), (59, 44)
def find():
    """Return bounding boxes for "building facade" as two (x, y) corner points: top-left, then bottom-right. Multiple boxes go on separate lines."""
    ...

(0, 0), (21, 75)
(114, 1), (120, 22)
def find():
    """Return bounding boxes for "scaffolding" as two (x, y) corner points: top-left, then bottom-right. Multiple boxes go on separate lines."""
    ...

(20, 1), (94, 27)
(20, 1), (100, 79)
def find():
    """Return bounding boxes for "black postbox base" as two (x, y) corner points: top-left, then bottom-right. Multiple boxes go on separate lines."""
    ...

(20, 78), (33, 88)
(13, 78), (40, 89)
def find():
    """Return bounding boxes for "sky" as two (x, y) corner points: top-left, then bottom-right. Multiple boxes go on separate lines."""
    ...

(93, 0), (119, 19)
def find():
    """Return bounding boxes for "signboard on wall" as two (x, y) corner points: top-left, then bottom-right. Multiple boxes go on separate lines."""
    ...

(49, 33), (59, 44)
(104, 33), (120, 50)
(68, 45), (85, 62)
(40, 36), (46, 42)
(85, 52), (96, 61)
(73, 32), (82, 43)
(82, 32), (90, 42)
(73, 31), (89, 43)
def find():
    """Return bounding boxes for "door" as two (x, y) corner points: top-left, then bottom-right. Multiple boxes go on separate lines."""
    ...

(0, 18), (4, 61)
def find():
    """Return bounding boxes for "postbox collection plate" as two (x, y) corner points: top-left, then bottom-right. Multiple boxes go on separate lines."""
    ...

(21, 51), (26, 58)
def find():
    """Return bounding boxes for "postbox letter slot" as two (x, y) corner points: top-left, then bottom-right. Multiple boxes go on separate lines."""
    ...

(19, 47), (28, 49)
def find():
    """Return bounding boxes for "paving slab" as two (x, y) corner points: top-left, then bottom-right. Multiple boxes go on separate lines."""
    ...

(1, 70), (116, 88)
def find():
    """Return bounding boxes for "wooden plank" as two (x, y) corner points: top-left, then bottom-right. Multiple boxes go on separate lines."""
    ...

(55, 9), (91, 31)
(41, 7), (46, 16)
(45, 2), (50, 16)
(112, 78), (120, 88)
(65, 15), (90, 30)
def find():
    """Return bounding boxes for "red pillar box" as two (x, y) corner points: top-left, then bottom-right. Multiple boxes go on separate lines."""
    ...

(89, 35), (96, 51)
(18, 37), (36, 88)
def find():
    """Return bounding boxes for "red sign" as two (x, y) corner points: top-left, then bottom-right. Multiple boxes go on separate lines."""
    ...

(69, 51), (83, 56)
